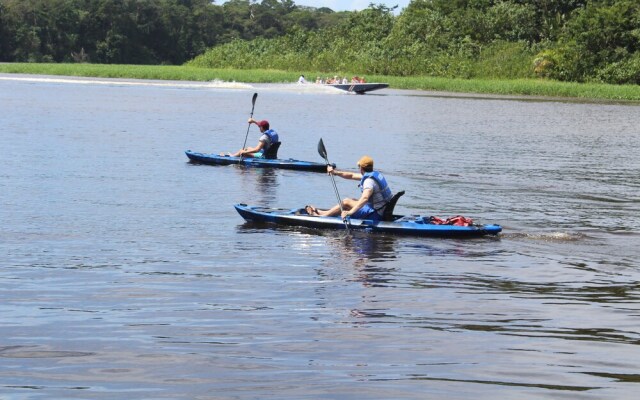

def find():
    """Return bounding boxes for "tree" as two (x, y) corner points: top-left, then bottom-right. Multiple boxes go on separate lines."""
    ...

(553, 0), (640, 82)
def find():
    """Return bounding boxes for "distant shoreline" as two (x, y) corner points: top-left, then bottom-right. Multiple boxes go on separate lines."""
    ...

(2, 63), (639, 103)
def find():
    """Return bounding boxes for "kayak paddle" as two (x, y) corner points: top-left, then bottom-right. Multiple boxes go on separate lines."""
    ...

(240, 92), (258, 161)
(317, 138), (350, 230)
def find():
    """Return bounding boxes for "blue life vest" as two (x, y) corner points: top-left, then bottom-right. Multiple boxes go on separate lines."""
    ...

(263, 129), (279, 149)
(359, 171), (393, 211)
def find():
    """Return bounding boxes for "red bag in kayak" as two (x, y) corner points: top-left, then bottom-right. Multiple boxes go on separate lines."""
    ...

(429, 215), (474, 226)
(445, 215), (474, 226)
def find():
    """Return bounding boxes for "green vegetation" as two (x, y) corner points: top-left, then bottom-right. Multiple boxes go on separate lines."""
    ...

(1, 0), (639, 100)
(0, 0), (345, 65)
(3, 62), (640, 102)
(0, 62), (297, 82)
(189, 1), (640, 85)
(385, 75), (640, 101)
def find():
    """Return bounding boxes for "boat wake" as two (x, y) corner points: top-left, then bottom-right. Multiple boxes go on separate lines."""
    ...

(506, 231), (588, 242)
(253, 83), (344, 94)
(0, 74), (254, 90)
(0, 75), (350, 94)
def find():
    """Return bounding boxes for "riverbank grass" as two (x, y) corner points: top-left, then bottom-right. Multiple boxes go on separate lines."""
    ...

(2, 63), (639, 102)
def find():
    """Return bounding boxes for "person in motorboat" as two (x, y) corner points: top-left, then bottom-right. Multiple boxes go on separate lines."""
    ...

(297, 74), (306, 84)
(220, 118), (279, 158)
(305, 155), (393, 221)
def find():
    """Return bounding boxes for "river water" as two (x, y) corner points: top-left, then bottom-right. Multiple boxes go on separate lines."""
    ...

(1, 74), (639, 399)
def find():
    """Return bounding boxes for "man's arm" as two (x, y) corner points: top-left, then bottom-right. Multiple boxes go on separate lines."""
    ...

(343, 188), (372, 218)
(236, 140), (265, 156)
(327, 165), (362, 180)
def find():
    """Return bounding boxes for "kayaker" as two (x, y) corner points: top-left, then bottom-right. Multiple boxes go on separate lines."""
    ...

(221, 118), (279, 158)
(305, 155), (393, 221)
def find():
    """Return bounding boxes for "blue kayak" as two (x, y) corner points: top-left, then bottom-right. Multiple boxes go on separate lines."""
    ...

(185, 150), (327, 172)
(234, 203), (502, 238)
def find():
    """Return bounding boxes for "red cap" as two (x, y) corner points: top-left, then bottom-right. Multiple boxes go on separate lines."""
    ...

(257, 120), (269, 129)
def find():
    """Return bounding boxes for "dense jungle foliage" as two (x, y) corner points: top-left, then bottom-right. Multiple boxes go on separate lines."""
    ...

(1, 0), (639, 84)
(0, 0), (346, 65)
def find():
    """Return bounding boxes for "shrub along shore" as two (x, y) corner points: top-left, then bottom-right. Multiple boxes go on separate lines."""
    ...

(2, 63), (640, 102)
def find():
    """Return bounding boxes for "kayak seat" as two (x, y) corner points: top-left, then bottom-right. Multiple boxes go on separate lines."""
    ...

(382, 190), (405, 221)
(263, 142), (281, 160)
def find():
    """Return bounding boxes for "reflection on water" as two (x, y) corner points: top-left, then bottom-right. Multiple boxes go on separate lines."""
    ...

(236, 165), (280, 204)
(1, 76), (639, 399)
(303, 229), (398, 260)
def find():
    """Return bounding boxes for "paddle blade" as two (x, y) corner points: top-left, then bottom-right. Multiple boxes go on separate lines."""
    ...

(248, 92), (258, 120)
(317, 138), (328, 160)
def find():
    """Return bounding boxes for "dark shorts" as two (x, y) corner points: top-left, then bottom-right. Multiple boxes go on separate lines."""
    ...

(351, 204), (381, 221)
